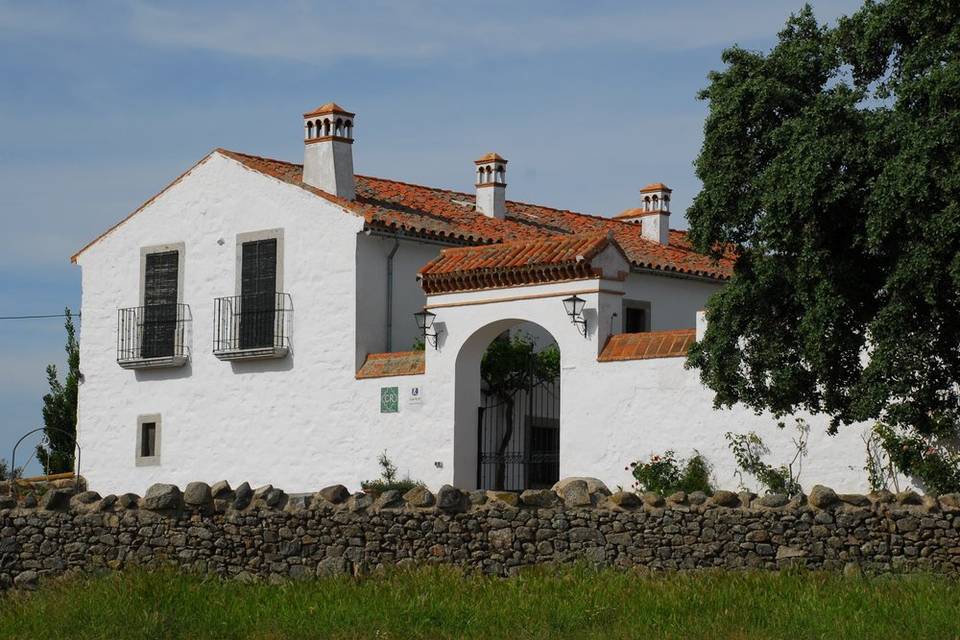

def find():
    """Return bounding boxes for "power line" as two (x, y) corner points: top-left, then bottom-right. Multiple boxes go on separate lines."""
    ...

(0, 313), (79, 320)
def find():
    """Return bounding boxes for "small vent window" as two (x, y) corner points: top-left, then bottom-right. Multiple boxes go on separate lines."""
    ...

(140, 422), (156, 457)
(136, 415), (161, 466)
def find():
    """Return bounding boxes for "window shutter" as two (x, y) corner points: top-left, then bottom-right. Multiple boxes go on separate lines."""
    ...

(144, 251), (178, 306)
(241, 239), (277, 297)
(239, 238), (278, 349)
(142, 250), (179, 358)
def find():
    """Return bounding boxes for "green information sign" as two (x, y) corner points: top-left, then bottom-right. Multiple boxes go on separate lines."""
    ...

(380, 386), (399, 413)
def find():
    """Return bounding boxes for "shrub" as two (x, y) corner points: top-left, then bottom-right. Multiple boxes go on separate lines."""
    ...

(361, 451), (423, 496)
(628, 450), (714, 495)
(725, 419), (809, 496)
(859, 430), (900, 493)
(873, 423), (960, 494)
(0, 458), (22, 482)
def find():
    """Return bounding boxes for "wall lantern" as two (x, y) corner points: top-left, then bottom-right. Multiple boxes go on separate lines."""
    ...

(562, 295), (587, 337)
(414, 309), (439, 349)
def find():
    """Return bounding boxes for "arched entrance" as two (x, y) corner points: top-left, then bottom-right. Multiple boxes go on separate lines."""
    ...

(454, 319), (560, 490)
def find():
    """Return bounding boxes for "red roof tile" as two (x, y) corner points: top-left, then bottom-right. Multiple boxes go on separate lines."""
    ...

(598, 329), (696, 362)
(614, 208), (656, 219)
(419, 232), (626, 294)
(72, 148), (734, 282)
(475, 152), (507, 164)
(304, 102), (354, 117)
(356, 351), (425, 379)
(640, 183), (672, 192)
(219, 150), (733, 280)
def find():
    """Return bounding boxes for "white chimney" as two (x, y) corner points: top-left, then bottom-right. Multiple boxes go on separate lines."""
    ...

(638, 183), (671, 245)
(302, 102), (355, 200)
(475, 153), (507, 219)
(612, 183), (672, 245)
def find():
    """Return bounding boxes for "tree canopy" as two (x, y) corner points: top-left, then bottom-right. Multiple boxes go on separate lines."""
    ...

(687, 1), (960, 488)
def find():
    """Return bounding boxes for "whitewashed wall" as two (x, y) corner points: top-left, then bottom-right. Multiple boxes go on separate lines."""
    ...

(76, 152), (880, 495)
(421, 281), (879, 494)
(621, 271), (721, 331)
(76, 152), (448, 494)
(355, 234), (443, 367)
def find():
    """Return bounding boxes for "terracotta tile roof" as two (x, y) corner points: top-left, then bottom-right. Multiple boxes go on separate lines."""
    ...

(72, 147), (733, 282)
(304, 102), (354, 117)
(356, 351), (425, 379)
(598, 329), (696, 362)
(475, 152), (507, 164)
(418, 232), (626, 294)
(640, 183), (672, 192)
(614, 208), (656, 219)
(220, 150), (733, 280)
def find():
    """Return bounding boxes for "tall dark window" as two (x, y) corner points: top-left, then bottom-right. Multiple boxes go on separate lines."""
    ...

(624, 306), (647, 333)
(141, 250), (179, 358)
(239, 238), (277, 349)
(140, 422), (157, 457)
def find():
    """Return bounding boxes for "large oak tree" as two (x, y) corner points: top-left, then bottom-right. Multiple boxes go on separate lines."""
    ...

(687, 1), (960, 490)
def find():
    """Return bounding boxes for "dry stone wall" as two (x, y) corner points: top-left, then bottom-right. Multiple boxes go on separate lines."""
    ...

(2, 479), (960, 590)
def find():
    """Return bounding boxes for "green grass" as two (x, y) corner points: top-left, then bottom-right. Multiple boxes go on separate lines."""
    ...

(1, 566), (959, 639)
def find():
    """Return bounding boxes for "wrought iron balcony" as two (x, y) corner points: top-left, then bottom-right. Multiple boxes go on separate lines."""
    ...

(213, 292), (291, 361)
(117, 303), (190, 369)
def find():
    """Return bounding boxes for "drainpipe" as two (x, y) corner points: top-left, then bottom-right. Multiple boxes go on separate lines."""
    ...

(385, 237), (400, 352)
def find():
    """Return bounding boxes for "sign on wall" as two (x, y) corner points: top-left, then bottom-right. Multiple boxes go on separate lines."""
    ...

(380, 387), (399, 413)
(407, 385), (423, 407)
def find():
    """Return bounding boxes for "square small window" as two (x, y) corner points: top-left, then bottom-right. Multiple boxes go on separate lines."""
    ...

(622, 300), (651, 333)
(136, 414), (161, 466)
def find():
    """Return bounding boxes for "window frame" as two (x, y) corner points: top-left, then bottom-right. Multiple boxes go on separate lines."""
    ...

(135, 414), (162, 466)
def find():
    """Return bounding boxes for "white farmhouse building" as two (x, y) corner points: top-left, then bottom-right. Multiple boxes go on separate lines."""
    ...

(71, 102), (875, 495)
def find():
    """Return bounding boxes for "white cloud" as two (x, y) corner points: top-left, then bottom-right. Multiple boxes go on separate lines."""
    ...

(1, 1), (865, 64)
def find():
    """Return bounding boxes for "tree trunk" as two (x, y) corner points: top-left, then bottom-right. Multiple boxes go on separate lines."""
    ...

(494, 396), (514, 490)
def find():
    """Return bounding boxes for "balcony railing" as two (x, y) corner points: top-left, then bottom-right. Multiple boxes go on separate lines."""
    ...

(213, 292), (291, 360)
(117, 303), (190, 369)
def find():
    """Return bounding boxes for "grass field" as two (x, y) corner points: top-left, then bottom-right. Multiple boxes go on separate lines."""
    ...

(1, 566), (958, 639)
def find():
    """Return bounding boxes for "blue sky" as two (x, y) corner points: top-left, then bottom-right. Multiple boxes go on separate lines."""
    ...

(0, 0), (862, 472)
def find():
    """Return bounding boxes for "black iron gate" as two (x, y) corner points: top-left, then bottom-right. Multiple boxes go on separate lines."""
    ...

(477, 367), (559, 491)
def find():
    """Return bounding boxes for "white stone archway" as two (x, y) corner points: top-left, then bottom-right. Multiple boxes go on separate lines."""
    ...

(422, 281), (624, 488)
(452, 318), (562, 490)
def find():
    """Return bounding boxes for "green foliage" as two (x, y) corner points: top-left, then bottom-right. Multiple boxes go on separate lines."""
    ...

(411, 337), (426, 351)
(480, 333), (559, 402)
(480, 333), (560, 490)
(687, 2), (960, 488)
(873, 423), (960, 494)
(859, 429), (900, 493)
(628, 450), (714, 495)
(4, 567), (960, 639)
(361, 451), (423, 496)
(0, 458), (22, 481)
(37, 309), (79, 474)
(725, 420), (809, 496)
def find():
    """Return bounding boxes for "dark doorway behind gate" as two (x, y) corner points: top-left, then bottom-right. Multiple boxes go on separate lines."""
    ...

(477, 363), (559, 491)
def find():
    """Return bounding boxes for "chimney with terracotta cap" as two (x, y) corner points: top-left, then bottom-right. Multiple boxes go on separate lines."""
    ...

(475, 152), (507, 219)
(614, 183), (671, 245)
(302, 102), (355, 200)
